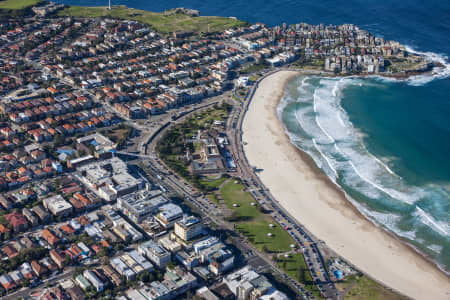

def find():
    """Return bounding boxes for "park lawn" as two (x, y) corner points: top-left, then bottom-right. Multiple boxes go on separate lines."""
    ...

(277, 252), (323, 298)
(58, 6), (246, 34)
(343, 276), (408, 300)
(206, 192), (219, 204)
(240, 63), (268, 74)
(277, 253), (311, 281)
(101, 125), (133, 145)
(220, 179), (259, 219)
(180, 104), (230, 138)
(249, 74), (261, 81)
(0, 0), (41, 9)
(220, 179), (295, 253)
(199, 176), (228, 190)
(237, 219), (295, 253)
(193, 106), (229, 125)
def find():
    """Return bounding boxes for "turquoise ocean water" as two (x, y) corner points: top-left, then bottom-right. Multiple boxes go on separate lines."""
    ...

(57, 0), (450, 272)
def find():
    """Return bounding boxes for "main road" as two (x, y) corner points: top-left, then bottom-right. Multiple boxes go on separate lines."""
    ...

(134, 69), (338, 299)
(229, 69), (340, 299)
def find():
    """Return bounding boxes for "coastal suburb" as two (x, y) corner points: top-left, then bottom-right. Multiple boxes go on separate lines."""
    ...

(0, 1), (447, 300)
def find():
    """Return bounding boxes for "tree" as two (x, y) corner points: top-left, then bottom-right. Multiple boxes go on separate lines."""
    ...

(54, 134), (65, 146)
(297, 268), (306, 283)
(137, 271), (151, 283)
(64, 255), (71, 266)
(97, 248), (109, 258)
(101, 256), (110, 266)
(262, 245), (269, 253)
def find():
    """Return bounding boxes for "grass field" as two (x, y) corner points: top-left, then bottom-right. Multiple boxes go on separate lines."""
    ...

(0, 0), (40, 10)
(206, 192), (219, 204)
(276, 253), (323, 298)
(199, 176), (228, 190)
(58, 6), (247, 34)
(220, 179), (295, 253)
(249, 74), (261, 81)
(201, 176), (228, 203)
(237, 221), (295, 253)
(336, 276), (407, 300)
(239, 62), (268, 74)
(221, 180), (259, 219)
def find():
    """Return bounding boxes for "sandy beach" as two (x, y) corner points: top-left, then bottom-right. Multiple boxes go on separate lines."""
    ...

(241, 71), (450, 300)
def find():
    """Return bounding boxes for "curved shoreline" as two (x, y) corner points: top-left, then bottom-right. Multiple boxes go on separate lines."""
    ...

(241, 70), (450, 300)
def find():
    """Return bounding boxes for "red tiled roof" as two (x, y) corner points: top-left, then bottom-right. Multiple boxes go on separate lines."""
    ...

(5, 212), (27, 229)
(60, 224), (75, 235)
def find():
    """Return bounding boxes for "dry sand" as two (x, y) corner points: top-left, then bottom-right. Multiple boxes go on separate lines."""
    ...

(241, 70), (450, 300)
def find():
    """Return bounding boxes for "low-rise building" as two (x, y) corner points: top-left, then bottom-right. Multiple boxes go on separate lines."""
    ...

(75, 274), (91, 291)
(155, 203), (183, 228)
(0, 274), (16, 291)
(110, 257), (135, 281)
(223, 266), (288, 300)
(174, 216), (202, 241)
(138, 240), (171, 268)
(159, 236), (182, 253)
(49, 250), (66, 269)
(76, 133), (116, 159)
(32, 205), (50, 223)
(77, 157), (145, 201)
(102, 265), (122, 286)
(117, 188), (167, 223)
(22, 207), (38, 226)
(43, 195), (73, 217)
(196, 286), (220, 300)
(5, 212), (28, 232)
(31, 260), (48, 278)
(83, 269), (106, 292)
(42, 228), (60, 246)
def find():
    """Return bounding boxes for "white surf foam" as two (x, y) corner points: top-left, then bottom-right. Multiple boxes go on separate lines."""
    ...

(280, 74), (449, 246)
(427, 244), (443, 254)
(311, 78), (420, 204)
(372, 46), (450, 86)
(404, 46), (450, 85)
(351, 201), (417, 240)
(312, 138), (338, 178)
(414, 206), (450, 237)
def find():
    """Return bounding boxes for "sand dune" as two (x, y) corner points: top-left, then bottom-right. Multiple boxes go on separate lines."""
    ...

(241, 70), (450, 300)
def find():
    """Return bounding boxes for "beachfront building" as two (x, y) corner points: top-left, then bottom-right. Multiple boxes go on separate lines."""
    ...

(223, 266), (289, 300)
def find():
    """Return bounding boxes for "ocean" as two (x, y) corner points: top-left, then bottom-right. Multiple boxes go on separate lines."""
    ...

(55, 0), (450, 272)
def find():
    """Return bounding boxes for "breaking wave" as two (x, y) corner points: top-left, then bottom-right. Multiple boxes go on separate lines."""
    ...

(279, 73), (450, 272)
(372, 46), (450, 86)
